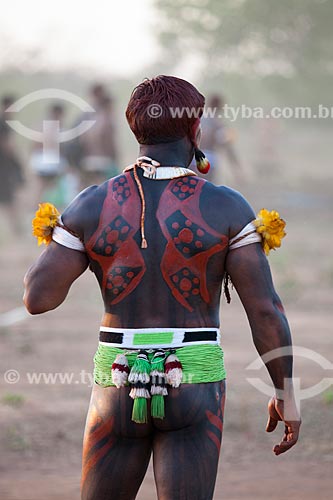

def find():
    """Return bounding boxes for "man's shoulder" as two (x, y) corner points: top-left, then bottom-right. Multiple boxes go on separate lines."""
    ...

(64, 172), (130, 218)
(202, 182), (256, 237)
(202, 181), (247, 206)
(67, 182), (105, 210)
(62, 181), (109, 235)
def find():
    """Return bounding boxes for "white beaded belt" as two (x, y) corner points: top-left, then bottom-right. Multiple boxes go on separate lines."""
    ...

(99, 327), (221, 349)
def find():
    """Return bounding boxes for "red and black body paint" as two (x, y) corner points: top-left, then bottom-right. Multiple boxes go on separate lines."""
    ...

(156, 176), (228, 312)
(81, 381), (226, 500)
(86, 174), (146, 306)
(85, 173), (228, 315)
(205, 385), (226, 454)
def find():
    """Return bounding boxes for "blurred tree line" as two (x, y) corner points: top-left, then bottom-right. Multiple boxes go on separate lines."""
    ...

(154, 0), (333, 108)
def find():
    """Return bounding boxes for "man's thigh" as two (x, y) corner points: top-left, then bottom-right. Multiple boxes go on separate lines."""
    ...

(152, 381), (226, 500)
(81, 383), (153, 500)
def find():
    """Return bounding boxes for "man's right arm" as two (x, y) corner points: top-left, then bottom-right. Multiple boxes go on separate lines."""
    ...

(23, 184), (101, 314)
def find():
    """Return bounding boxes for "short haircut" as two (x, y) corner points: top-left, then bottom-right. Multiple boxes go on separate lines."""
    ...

(126, 75), (205, 144)
(208, 94), (225, 109)
(1, 95), (15, 109)
(50, 103), (64, 114)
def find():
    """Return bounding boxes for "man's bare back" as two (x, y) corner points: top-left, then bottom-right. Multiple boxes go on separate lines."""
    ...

(61, 169), (254, 329)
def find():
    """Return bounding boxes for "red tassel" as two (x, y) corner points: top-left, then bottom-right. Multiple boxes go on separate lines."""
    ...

(165, 353), (183, 388)
(111, 354), (130, 388)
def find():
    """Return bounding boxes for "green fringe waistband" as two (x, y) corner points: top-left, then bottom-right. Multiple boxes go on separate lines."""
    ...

(94, 343), (226, 387)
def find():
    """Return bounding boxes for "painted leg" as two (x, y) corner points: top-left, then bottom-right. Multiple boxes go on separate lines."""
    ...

(81, 383), (153, 500)
(152, 380), (226, 500)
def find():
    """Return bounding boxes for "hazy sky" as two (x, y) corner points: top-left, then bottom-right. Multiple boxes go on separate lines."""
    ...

(1, 0), (158, 76)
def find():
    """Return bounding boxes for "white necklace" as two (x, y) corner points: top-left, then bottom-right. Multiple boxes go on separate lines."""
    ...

(143, 165), (196, 179)
(123, 156), (196, 180)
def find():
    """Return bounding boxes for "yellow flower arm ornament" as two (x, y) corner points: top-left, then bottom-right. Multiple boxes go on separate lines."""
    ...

(224, 208), (286, 303)
(32, 202), (60, 246)
(254, 208), (286, 255)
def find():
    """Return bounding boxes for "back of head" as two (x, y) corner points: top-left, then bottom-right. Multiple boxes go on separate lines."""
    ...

(208, 94), (225, 110)
(126, 75), (205, 145)
(1, 95), (15, 112)
(90, 83), (105, 99)
(50, 103), (64, 120)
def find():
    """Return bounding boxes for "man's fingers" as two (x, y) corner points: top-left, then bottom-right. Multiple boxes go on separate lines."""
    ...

(273, 437), (297, 455)
(266, 396), (282, 433)
(266, 415), (278, 432)
(282, 425), (289, 441)
(266, 397), (301, 453)
(273, 425), (299, 455)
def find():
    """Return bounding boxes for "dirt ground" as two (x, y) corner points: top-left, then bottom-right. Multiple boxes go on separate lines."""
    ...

(0, 128), (332, 499)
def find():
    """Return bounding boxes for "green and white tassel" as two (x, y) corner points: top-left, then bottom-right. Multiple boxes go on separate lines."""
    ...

(150, 350), (168, 419)
(128, 350), (151, 423)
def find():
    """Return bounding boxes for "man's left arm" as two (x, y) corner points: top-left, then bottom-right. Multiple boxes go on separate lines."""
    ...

(226, 242), (301, 455)
(24, 242), (89, 314)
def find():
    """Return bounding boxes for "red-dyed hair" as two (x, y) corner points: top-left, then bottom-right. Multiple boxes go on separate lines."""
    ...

(126, 75), (205, 144)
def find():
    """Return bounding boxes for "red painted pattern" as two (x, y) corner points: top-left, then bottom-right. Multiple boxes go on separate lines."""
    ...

(86, 174), (146, 305)
(156, 177), (228, 311)
(82, 415), (115, 485)
(206, 409), (223, 432)
(206, 429), (221, 454)
(205, 388), (225, 453)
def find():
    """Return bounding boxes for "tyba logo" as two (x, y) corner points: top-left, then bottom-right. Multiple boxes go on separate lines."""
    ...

(6, 89), (96, 162)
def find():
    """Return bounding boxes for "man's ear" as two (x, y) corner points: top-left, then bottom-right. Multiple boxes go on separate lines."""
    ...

(190, 118), (201, 146)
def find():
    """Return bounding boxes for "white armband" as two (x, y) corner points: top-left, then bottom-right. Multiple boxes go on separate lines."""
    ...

(52, 217), (85, 252)
(229, 221), (261, 250)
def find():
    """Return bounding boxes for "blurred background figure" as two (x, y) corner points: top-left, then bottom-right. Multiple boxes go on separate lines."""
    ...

(200, 94), (243, 185)
(67, 83), (119, 189)
(29, 103), (74, 208)
(0, 95), (25, 235)
(254, 116), (282, 179)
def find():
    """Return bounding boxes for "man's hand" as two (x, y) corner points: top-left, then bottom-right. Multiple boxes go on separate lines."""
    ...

(266, 396), (301, 456)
